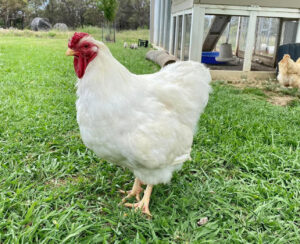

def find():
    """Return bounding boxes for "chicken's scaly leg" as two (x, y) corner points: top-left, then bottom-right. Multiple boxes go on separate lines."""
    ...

(120, 178), (143, 203)
(124, 184), (153, 216)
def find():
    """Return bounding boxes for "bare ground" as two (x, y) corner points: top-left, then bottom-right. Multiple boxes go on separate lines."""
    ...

(221, 79), (300, 106)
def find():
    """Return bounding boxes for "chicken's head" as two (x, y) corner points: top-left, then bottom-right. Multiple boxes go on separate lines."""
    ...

(66, 32), (98, 78)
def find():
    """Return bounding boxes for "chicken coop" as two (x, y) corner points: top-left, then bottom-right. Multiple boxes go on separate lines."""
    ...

(150, 0), (300, 80)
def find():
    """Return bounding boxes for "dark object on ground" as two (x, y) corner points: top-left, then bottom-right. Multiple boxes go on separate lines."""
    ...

(53, 23), (68, 31)
(276, 43), (300, 74)
(146, 50), (176, 67)
(31, 18), (52, 31)
(138, 39), (149, 48)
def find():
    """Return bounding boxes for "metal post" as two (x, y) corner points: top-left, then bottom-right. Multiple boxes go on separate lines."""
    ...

(159, 0), (165, 47)
(154, 0), (160, 45)
(163, 0), (171, 50)
(169, 15), (175, 54)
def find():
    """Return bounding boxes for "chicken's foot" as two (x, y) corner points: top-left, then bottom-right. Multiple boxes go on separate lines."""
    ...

(124, 184), (153, 216)
(120, 178), (143, 203)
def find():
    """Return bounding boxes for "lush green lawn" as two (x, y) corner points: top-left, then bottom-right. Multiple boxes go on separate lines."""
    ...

(0, 30), (299, 243)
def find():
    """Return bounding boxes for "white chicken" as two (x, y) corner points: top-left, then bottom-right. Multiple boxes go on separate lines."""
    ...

(66, 32), (211, 216)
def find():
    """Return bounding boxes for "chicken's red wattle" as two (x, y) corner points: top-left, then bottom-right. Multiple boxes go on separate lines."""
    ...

(74, 55), (87, 79)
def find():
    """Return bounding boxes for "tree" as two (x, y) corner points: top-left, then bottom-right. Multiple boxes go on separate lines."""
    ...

(83, 1), (104, 27)
(0, 0), (149, 29)
(115, 0), (150, 30)
(115, 0), (133, 30)
(0, 0), (27, 28)
(132, 0), (149, 29)
(97, 0), (118, 41)
(97, 0), (118, 23)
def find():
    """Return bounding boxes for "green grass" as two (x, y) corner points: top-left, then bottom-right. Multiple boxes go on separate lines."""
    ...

(241, 87), (267, 97)
(0, 30), (299, 243)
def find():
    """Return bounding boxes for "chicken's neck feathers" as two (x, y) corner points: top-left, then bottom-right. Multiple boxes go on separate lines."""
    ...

(76, 50), (145, 107)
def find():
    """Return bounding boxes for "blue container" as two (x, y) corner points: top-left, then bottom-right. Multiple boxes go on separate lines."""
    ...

(201, 51), (225, 64)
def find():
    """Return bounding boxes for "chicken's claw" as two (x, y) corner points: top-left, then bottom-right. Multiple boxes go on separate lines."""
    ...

(123, 184), (153, 217)
(119, 178), (143, 203)
(124, 201), (152, 217)
(120, 189), (142, 202)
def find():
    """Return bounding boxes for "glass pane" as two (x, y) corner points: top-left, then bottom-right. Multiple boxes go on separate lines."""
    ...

(238, 17), (249, 51)
(280, 21), (298, 45)
(216, 16), (239, 53)
(204, 15), (214, 37)
(255, 17), (280, 57)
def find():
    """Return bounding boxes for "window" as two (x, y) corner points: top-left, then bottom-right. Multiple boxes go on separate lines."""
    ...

(280, 20), (298, 45)
(238, 17), (249, 52)
(255, 17), (280, 57)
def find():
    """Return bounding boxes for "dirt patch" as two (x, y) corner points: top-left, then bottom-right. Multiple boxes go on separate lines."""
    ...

(45, 176), (81, 187)
(221, 80), (299, 107)
(45, 178), (68, 187)
(268, 96), (295, 106)
(225, 80), (270, 90)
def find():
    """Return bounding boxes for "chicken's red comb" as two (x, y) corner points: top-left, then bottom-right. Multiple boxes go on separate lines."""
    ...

(68, 32), (89, 48)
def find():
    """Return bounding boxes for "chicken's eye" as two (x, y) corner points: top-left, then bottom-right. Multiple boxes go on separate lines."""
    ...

(84, 44), (89, 48)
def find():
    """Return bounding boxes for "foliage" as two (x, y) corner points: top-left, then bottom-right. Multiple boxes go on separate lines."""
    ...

(43, 0), (101, 29)
(97, 0), (118, 23)
(0, 0), (27, 28)
(116, 0), (150, 30)
(0, 30), (299, 242)
(0, 0), (150, 29)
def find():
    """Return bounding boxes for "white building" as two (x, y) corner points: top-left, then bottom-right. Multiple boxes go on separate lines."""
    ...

(150, 0), (300, 80)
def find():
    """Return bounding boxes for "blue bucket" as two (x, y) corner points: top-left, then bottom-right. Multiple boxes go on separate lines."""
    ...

(201, 52), (225, 64)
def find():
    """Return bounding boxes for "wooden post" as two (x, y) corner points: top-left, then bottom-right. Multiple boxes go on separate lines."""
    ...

(180, 14), (186, 60)
(189, 5), (205, 62)
(296, 20), (300, 43)
(243, 11), (257, 72)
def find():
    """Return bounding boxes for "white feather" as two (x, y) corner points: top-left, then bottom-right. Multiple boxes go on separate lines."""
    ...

(76, 37), (211, 185)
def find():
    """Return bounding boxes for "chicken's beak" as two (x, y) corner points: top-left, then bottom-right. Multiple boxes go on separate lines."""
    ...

(66, 48), (76, 56)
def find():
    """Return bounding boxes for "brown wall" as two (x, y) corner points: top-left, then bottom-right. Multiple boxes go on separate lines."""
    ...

(196, 0), (300, 9)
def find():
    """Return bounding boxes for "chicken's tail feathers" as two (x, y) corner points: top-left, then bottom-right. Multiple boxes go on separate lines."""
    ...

(150, 60), (212, 132)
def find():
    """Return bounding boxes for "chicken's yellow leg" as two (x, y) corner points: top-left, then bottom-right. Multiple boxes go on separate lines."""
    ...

(124, 184), (153, 216)
(120, 178), (143, 203)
